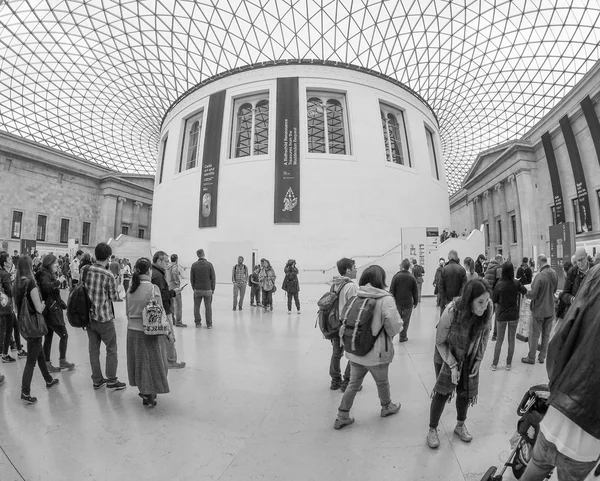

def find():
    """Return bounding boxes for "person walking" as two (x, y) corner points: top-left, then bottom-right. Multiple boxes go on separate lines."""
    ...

(522, 255), (558, 365)
(151, 251), (185, 369)
(0, 252), (26, 362)
(13, 255), (59, 404)
(427, 278), (493, 448)
(126, 257), (171, 407)
(333, 265), (403, 429)
(282, 259), (300, 314)
(231, 256), (248, 311)
(491, 262), (527, 371)
(411, 259), (425, 304)
(190, 249), (216, 328)
(82, 243), (126, 391)
(258, 259), (276, 312)
(166, 254), (185, 327)
(438, 250), (467, 315)
(389, 259), (418, 342)
(249, 265), (261, 306)
(36, 255), (75, 372)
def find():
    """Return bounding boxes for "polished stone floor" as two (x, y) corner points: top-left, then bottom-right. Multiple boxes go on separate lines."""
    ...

(0, 284), (580, 481)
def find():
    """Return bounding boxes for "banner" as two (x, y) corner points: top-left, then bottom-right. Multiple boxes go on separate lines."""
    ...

(549, 222), (575, 288)
(581, 95), (600, 169)
(560, 115), (593, 232)
(199, 90), (226, 228)
(274, 77), (300, 224)
(541, 132), (566, 224)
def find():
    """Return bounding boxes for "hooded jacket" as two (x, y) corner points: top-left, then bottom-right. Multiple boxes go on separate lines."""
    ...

(331, 276), (359, 316)
(343, 284), (402, 366)
(483, 259), (501, 288)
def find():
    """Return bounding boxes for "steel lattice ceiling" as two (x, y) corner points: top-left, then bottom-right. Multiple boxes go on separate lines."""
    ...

(1, 1), (599, 194)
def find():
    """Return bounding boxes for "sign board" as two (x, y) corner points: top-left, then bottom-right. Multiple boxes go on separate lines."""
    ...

(549, 222), (575, 288)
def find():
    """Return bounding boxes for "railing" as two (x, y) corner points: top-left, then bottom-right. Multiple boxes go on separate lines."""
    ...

(302, 242), (403, 274)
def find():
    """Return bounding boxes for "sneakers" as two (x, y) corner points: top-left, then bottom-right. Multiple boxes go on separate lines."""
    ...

(195, 323), (202, 328)
(46, 362), (61, 373)
(93, 378), (107, 389)
(538, 359), (545, 364)
(107, 381), (126, 390)
(17, 349), (27, 358)
(454, 424), (473, 442)
(333, 416), (355, 430)
(206, 325), (213, 329)
(491, 335), (497, 342)
(21, 393), (37, 404)
(506, 364), (512, 371)
(59, 359), (75, 370)
(288, 310), (291, 314)
(297, 310), (301, 314)
(2, 355), (15, 363)
(521, 357), (535, 365)
(175, 323), (188, 328)
(491, 364), (497, 371)
(380, 402), (401, 418)
(427, 428), (440, 448)
(330, 380), (342, 391)
(46, 378), (59, 389)
(399, 337), (408, 343)
(233, 307), (237, 311)
(251, 303), (256, 307)
(238, 307), (242, 311)
(168, 361), (186, 369)
(139, 393), (157, 407)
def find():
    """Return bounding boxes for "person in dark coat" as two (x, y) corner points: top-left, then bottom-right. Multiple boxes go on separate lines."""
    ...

(558, 248), (589, 319)
(389, 259), (418, 342)
(190, 249), (216, 328)
(433, 258), (445, 315)
(474, 254), (486, 277)
(282, 259), (300, 314)
(491, 262), (527, 371)
(516, 257), (533, 285)
(438, 250), (467, 315)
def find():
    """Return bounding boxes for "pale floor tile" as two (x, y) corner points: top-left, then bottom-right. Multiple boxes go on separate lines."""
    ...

(0, 283), (581, 480)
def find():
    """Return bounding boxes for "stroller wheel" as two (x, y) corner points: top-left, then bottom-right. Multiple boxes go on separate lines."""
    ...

(481, 466), (498, 481)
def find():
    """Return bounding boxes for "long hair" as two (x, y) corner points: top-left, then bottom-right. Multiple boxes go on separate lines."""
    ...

(501, 261), (515, 281)
(358, 265), (387, 289)
(130, 257), (152, 294)
(464, 257), (475, 275)
(41, 254), (57, 276)
(13, 255), (36, 299)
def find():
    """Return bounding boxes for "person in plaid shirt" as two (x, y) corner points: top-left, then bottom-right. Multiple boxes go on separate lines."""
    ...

(83, 242), (126, 390)
(231, 256), (248, 311)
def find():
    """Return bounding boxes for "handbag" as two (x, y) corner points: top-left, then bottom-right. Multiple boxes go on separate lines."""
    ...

(142, 285), (171, 336)
(18, 289), (48, 339)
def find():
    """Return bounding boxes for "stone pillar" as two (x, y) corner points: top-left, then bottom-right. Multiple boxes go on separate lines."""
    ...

(508, 174), (523, 262)
(515, 171), (536, 261)
(98, 195), (118, 242)
(483, 189), (496, 256)
(132, 201), (143, 236)
(115, 196), (126, 237)
(469, 199), (477, 231)
(495, 182), (510, 259)
(476, 195), (485, 231)
(147, 206), (152, 240)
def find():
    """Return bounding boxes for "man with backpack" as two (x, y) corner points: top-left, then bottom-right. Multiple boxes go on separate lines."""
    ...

(322, 258), (358, 392)
(411, 259), (425, 304)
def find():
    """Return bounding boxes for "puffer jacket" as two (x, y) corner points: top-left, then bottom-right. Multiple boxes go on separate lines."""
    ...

(343, 284), (402, 366)
(483, 260), (501, 288)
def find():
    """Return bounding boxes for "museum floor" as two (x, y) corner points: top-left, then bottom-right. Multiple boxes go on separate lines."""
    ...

(0, 283), (578, 481)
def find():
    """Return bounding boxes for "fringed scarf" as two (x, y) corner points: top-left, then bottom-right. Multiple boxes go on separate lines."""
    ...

(432, 303), (488, 406)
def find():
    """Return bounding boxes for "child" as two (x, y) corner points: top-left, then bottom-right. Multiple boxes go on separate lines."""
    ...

(249, 265), (261, 306)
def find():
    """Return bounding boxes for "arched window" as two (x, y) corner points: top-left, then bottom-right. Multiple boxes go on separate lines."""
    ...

(307, 92), (349, 155)
(186, 121), (200, 169)
(179, 110), (204, 172)
(231, 94), (270, 158)
(380, 103), (411, 167)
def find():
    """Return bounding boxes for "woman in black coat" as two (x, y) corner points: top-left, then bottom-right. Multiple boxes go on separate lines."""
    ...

(491, 262), (527, 371)
(36, 255), (74, 372)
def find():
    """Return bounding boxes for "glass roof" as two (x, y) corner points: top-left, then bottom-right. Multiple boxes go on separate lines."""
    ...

(1, 1), (599, 194)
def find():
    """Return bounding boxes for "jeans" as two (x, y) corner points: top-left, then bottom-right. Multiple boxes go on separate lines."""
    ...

(429, 361), (470, 428)
(43, 324), (68, 362)
(193, 290), (213, 326)
(521, 431), (597, 481)
(262, 289), (273, 309)
(287, 292), (300, 311)
(330, 337), (351, 384)
(172, 292), (183, 324)
(21, 337), (52, 395)
(417, 282), (423, 303)
(398, 306), (413, 340)
(233, 283), (246, 308)
(87, 320), (119, 383)
(338, 362), (391, 413)
(527, 316), (553, 362)
(493, 320), (518, 366)
(250, 286), (261, 305)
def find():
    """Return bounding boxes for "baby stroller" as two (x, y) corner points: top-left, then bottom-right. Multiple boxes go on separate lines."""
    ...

(481, 383), (550, 480)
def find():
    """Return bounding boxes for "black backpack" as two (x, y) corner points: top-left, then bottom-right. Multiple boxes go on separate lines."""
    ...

(315, 280), (351, 339)
(339, 296), (382, 356)
(67, 266), (90, 329)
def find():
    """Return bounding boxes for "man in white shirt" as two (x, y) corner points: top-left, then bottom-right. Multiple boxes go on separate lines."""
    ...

(71, 250), (83, 288)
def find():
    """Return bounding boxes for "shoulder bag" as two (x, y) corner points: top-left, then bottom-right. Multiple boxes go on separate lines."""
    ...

(18, 283), (48, 339)
(142, 284), (171, 336)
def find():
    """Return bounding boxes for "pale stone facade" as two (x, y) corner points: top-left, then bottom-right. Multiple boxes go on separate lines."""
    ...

(0, 131), (154, 255)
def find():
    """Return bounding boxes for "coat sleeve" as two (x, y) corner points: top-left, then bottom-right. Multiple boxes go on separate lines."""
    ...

(435, 306), (458, 369)
(411, 278), (418, 306)
(210, 264), (216, 291)
(190, 266), (195, 289)
(438, 268), (446, 301)
(0, 271), (11, 299)
(38, 272), (59, 295)
(382, 296), (402, 338)
(559, 268), (577, 304)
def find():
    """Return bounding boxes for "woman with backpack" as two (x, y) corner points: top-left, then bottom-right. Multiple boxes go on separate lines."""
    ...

(333, 265), (403, 430)
(126, 257), (171, 407)
(427, 278), (493, 448)
(258, 259), (276, 312)
(14, 255), (59, 404)
(36, 254), (75, 373)
(491, 262), (527, 371)
(282, 259), (300, 314)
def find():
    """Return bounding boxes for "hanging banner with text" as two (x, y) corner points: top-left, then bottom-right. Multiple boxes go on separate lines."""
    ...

(274, 77), (300, 224)
(199, 90), (226, 228)
(541, 132), (566, 224)
(560, 114), (593, 232)
(581, 95), (600, 169)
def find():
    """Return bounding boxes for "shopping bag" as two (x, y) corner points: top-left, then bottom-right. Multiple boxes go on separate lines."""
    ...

(516, 296), (532, 342)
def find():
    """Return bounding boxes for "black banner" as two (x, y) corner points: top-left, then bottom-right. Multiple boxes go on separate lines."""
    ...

(199, 90), (226, 228)
(560, 114), (593, 232)
(581, 95), (600, 168)
(274, 77), (300, 224)
(541, 132), (566, 224)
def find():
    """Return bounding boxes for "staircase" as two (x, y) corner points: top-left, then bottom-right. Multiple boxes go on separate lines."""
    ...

(107, 234), (151, 261)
